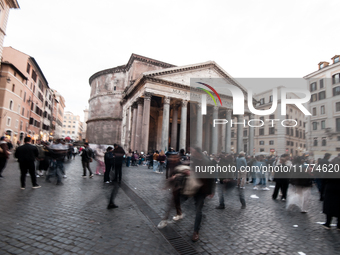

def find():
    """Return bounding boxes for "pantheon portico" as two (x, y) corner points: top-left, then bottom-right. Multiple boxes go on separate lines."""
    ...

(87, 54), (254, 154)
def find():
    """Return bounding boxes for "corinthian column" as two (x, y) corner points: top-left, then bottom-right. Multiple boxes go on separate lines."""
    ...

(135, 98), (143, 152)
(179, 100), (187, 151)
(142, 92), (152, 153)
(170, 103), (179, 150)
(225, 109), (232, 153)
(237, 115), (245, 153)
(248, 114), (254, 156)
(211, 106), (219, 154)
(161, 97), (170, 152)
(130, 103), (138, 151)
(196, 103), (203, 149)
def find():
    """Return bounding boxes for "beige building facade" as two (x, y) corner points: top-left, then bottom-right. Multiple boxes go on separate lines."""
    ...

(61, 111), (83, 141)
(304, 55), (340, 159)
(251, 86), (306, 156)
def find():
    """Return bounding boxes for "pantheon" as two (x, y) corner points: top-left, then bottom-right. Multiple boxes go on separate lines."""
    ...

(87, 54), (254, 154)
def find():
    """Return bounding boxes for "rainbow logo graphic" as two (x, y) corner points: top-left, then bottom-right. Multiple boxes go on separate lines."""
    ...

(196, 82), (222, 115)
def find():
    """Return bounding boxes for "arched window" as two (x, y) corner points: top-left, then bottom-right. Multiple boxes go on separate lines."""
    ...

(333, 73), (340, 85)
(9, 100), (13, 110)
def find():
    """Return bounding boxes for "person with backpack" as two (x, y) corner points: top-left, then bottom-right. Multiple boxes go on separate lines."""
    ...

(80, 142), (94, 178)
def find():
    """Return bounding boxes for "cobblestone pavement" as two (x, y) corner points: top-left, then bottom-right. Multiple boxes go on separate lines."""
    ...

(123, 164), (340, 255)
(1, 157), (340, 255)
(0, 157), (177, 255)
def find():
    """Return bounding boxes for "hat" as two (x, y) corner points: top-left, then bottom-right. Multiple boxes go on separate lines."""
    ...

(0, 136), (5, 140)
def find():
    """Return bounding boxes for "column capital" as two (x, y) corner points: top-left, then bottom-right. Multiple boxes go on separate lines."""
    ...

(137, 98), (144, 105)
(213, 105), (219, 111)
(131, 102), (138, 109)
(164, 96), (170, 105)
(144, 92), (152, 101)
(181, 100), (188, 108)
(226, 109), (232, 114)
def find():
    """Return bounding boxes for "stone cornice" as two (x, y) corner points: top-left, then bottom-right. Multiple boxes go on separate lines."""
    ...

(87, 117), (122, 124)
(89, 54), (175, 85)
(88, 91), (123, 103)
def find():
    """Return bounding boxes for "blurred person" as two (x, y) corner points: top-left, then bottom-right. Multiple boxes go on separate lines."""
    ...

(67, 144), (73, 160)
(153, 150), (159, 172)
(321, 153), (340, 230)
(287, 156), (313, 213)
(80, 143), (94, 178)
(113, 144), (125, 183)
(72, 146), (78, 159)
(132, 151), (138, 166)
(45, 144), (66, 185)
(0, 136), (11, 178)
(236, 152), (247, 189)
(126, 149), (132, 167)
(157, 150), (166, 174)
(253, 155), (270, 191)
(37, 142), (50, 177)
(104, 146), (114, 183)
(165, 147), (178, 178)
(318, 154), (332, 201)
(272, 154), (291, 201)
(157, 165), (190, 229)
(190, 147), (215, 242)
(95, 146), (105, 175)
(15, 137), (40, 189)
(216, 154), (246, 209)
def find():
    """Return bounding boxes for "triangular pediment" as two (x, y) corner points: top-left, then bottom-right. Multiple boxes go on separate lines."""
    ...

(143, 61), (247, 95)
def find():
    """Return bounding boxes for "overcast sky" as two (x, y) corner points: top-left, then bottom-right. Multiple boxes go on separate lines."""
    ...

(4, 0), (339, 120)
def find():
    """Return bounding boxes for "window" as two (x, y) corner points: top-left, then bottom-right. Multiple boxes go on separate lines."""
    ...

(336, 118), (340, 132)
(287, 141), (290, 146)
(15, 120), (18, 128)
(336, 102), (340, 112)
(321, 105), (325, 114)
(335, 57), (340, 63)
(311, 93), (317, 102)
(338, 136), (340, 141)
(9, 100), (13, 110)
(320, 79), (324, 88)
(12, 84), (15, 92)
(67, 131), (70, 134)
(26, 63), (30, 74)
(269, 140), (274, 145)
(22, 108), (24, 116)
(23, 92), (26, 102)
(7, 117), (11, 126)
(269, 127), (275, 134)
(295, 128), (299, 137)
(17, 105), (20, 113)
(321, 120), (325, 129)
(259, 141), (264, 145)
(334, 86), (340, 96)
(259, 128), (264, 135)
(322, 138), (327, 146)
(20, 121), (23, 130)
(269, 95), (273, 102)
(72, 125), (75, 128)
(290, 128), (293, 136)
(31, 70), (37, 82)
(286, 127), (290, 135)
(313, 138), (318, 146)
(63, 125), (66, 127)
(312, 122), (317, 130)
(310, 82), (317, 92)
(260, 116), (264, 122)
(72, 131), (75, 134)
(312, 107), (317, 116)
(319, 91), (326, 100)
(231, 131), (235, 138)
(269, 114), (275, 119)
(259, 98), (264, 105)
(243, 130), (247, 137)
(333, 73), (340, 85)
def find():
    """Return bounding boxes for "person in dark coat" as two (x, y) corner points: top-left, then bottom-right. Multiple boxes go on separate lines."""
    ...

(317, 153), (332, 201)
(190, 147), (215, 242)
(104, 146), (114, 183)
(15, 137), (40, 189)
(272, 154), (291, 201)
(113, 144), (125, 183)
(0, 136), (11, 178)
(322, 154), (340, 230)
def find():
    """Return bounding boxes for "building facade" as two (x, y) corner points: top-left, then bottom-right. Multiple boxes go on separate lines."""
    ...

(0, 0), (19, 68)
(304, 55), (340, 159)
(51, 89), (65, 139)
(251, 86), (306, 156)
(88, 54), (255, 155)
(0, 47), (56, 143)
(61, 111), (83, 141)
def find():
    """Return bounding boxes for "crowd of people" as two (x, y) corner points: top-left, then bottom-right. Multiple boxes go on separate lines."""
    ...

(0, 137), (339, 242)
